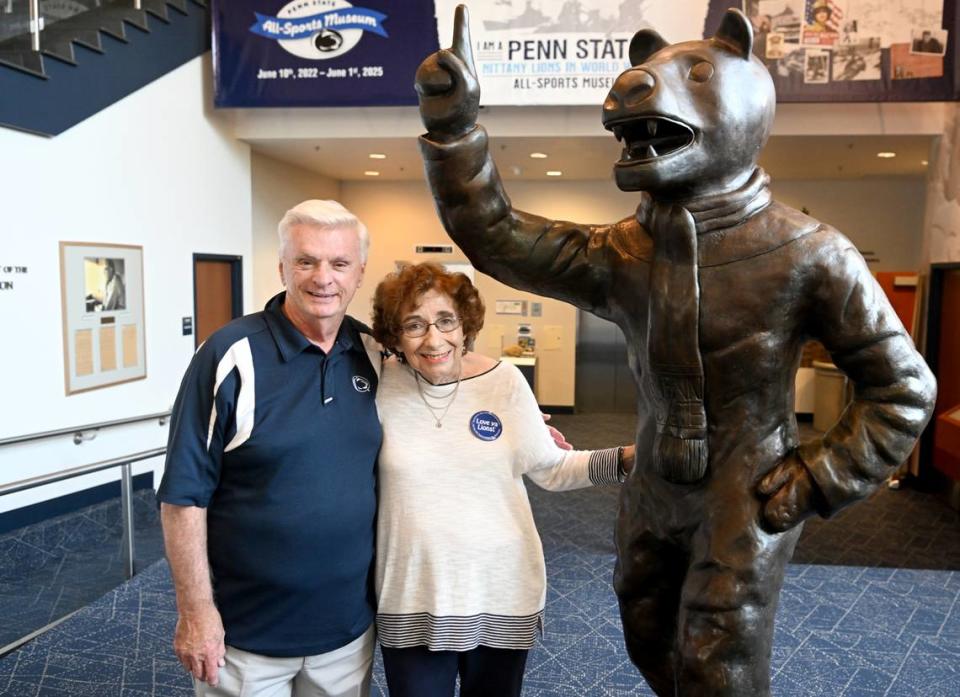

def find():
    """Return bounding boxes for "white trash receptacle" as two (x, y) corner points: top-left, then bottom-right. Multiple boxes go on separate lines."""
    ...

(812, 360), (849, 432)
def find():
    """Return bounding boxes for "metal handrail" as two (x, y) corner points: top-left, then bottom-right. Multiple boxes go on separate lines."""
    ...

(0, 446), (167, 656)
(0, 447), (166, 496)
(0, 411), (171, 448)
(0, 448), (167, 579)
(0, 447), (167, 580)
(28, 0), (39, 51)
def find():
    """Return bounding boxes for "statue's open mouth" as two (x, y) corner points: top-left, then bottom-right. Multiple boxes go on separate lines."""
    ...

(605, 116), (695, 165)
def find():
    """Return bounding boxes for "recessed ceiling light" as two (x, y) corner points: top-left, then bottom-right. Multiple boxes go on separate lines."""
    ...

(364, 170), (380, 176)
(530, 152), (548, 159)
(922, 160), (929, 166)
(546, 170), (563, 176)
(876, 151), (896, 159)
(369, 153), (387, 159)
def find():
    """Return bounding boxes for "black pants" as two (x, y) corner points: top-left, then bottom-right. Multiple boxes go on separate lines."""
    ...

(380, 644), (529, 697)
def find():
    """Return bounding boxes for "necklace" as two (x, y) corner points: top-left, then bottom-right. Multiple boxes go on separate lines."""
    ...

(414, 370), (462, 428)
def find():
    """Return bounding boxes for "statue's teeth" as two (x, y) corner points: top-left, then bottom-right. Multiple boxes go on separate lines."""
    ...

(647, 119), (658, 136)
(613, 125), (623, 142)
(645, 144), (658, 159)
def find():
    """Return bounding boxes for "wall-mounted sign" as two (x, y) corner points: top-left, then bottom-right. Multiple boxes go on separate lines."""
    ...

(496, 300), (526, 316)
(0, 264), (27, 291)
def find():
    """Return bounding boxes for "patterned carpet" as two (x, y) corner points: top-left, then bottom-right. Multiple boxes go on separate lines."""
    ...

(548, 413), (960, 570)
(0, 490), (165, 649)
(1, 413), (958, 695)
(0, 485), (958, 695)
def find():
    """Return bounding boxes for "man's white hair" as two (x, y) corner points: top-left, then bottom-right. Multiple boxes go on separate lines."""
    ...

(278, 199), (369, 262)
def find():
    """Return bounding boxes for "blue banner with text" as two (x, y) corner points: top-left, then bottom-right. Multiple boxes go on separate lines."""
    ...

(213, 0), (439, 108)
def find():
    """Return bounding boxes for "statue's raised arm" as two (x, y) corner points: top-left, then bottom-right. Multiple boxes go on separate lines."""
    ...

(415, 5), (632, 319)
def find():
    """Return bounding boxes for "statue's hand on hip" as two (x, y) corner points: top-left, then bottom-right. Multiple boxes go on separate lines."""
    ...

(415, 4), (480, 142)
(756, 453), (824, 533)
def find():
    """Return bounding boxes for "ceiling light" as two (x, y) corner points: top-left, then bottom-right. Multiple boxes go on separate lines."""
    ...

(368, 153), (387, 159)
(530, 152), (548, 159)
(876, 151), (897, 159)
(546, 170), (563, 176)
(922, 160), (929, 166)
(364, 170), (380, 176)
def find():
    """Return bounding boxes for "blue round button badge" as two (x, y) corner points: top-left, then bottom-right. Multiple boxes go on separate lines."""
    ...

(470, 411), (503, 441)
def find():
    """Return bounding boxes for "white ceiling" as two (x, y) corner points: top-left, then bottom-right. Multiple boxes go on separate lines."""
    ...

(249, 134), (935, 183)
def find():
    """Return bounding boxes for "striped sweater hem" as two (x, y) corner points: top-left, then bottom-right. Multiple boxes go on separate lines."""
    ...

(376, 611), (544, 651)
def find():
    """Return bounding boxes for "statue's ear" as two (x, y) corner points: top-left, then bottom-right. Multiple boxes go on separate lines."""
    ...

(629, 29), (668, 66)
(714, 8), (753, 59)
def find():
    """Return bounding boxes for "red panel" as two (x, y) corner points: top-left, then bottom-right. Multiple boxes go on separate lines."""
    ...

(934, 410), (960, 481)
(875, 271), (917, 332)
(934, 447), (960, 480)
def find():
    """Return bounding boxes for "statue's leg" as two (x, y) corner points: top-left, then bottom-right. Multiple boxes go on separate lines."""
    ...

(675, 514), (802, 697)
(614, 525), (689, 697)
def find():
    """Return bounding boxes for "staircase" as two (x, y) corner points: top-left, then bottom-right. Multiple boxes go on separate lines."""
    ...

(0, 0), (209, 135)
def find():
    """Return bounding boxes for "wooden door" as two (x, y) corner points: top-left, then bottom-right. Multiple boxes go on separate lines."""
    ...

(193, 255), (242, 347)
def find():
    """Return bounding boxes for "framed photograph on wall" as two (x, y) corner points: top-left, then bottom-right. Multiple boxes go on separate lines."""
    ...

(59, 242), (146, 395)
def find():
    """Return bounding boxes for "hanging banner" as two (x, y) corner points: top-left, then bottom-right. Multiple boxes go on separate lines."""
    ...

(433, 0), (712, 106)
(737, 0), (959, 102)
(212, 0), (959, 108)
(212, 0), (439, 107)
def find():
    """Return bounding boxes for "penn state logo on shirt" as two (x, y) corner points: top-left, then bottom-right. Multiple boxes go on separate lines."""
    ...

(249, 0), (389, 61)
(352, 375), (371, 393)
(470, 411), (502, 441)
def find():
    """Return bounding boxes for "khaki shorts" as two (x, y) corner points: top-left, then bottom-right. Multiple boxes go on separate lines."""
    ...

(195, 625), (375, 697)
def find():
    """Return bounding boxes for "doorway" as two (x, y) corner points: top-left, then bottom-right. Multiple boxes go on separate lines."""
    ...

(919, 263), (960, 483)
(193, 254), (243, 348)
(574, 310), (637, 413)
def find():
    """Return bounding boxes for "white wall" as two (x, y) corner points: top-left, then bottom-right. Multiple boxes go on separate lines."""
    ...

(251, 152), (341, 306)
(922, 105), (960, 265)
(232, 102), (949, 142)
(336, 179), (641, 408)
(245, 157), (929, 407)
(0, 56), (253, 512)
(771, 177), (927, 271)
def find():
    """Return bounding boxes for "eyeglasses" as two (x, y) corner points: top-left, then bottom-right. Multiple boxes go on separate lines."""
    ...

(400, 316), (461, 338)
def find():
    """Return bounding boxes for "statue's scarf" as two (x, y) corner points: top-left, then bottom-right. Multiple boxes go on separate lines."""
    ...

(636, 169), (771, 484)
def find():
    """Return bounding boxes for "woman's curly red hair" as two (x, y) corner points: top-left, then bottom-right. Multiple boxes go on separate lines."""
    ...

(372, 262), (485, 353)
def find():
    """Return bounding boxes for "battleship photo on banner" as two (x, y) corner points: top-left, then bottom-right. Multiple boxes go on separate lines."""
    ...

(212, 0), (440, 107)
(433, 0), (712, 106)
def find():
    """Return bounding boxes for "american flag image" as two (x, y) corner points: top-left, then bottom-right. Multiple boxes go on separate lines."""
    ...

(806, 0), (843, 32)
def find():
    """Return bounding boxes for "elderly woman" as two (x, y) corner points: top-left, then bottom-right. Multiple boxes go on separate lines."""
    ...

(371, 262), (634, 697)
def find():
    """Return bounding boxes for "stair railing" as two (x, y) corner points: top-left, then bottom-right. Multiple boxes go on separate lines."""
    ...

(28, 0), (40, 50)
(0, 411), (170, 579)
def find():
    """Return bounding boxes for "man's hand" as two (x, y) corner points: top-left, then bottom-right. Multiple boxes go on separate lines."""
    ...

(542, 413), (573, 450)
(757, 454), (823, 533)
(415, 4), (480, 141)
(174, 603), (226, 686)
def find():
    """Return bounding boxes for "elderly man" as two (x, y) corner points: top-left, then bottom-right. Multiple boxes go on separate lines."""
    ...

(158, 200), (383, 696)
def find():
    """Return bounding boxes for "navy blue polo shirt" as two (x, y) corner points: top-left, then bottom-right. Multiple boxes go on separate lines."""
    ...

(158, 292), (382, 657)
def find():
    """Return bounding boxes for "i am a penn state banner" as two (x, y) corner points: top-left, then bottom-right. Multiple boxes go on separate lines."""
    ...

(249, 6), (389, 40)
(212, 0), (439, 108)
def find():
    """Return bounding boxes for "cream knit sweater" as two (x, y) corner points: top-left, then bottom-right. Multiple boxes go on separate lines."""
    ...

(374, 358), (622, 650)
